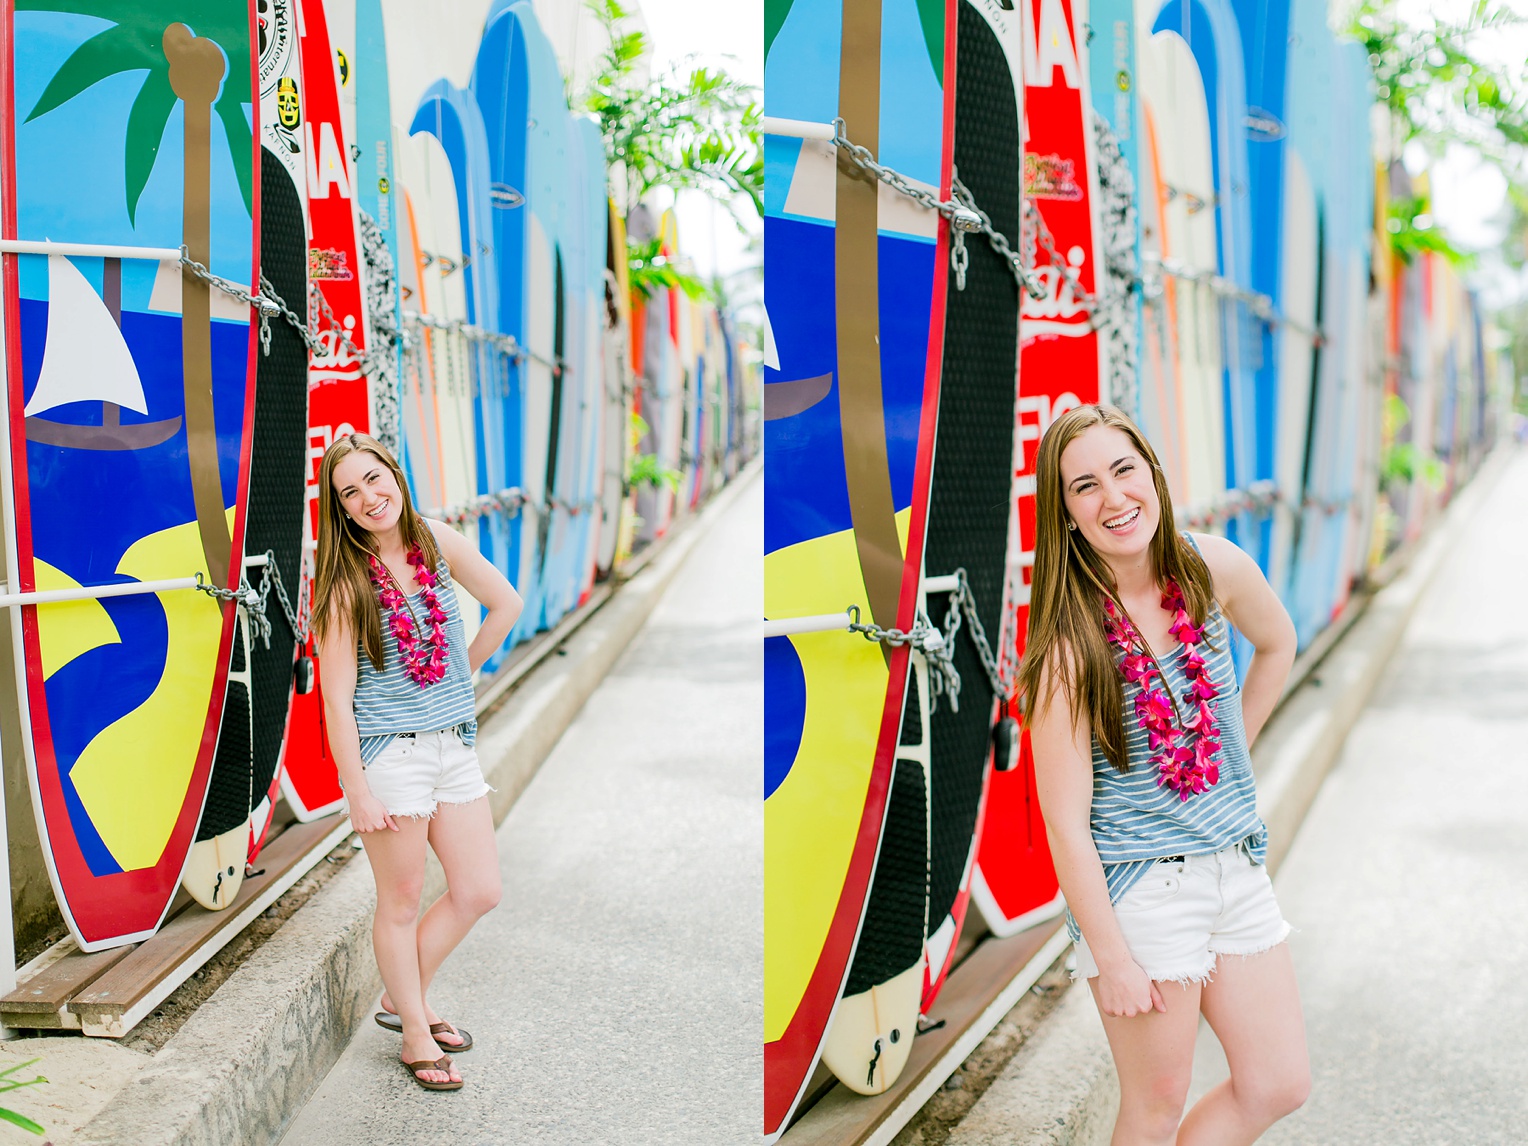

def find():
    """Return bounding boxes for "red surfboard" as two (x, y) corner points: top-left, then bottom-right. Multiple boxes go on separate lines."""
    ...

(971, 0), (1104, 937)
(280, 0), (373, 821)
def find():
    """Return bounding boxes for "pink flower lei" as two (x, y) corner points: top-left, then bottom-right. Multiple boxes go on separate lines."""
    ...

(368, 545), (450, 688)
(1102, 580), (1223, 801)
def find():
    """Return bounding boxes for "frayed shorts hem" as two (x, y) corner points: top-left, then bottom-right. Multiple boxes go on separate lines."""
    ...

(384, 784), (495, 821)
(1072, 844), (1291, 984)
(362, 729), (492, 819)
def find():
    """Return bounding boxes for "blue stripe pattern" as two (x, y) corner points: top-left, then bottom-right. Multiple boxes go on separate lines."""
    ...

(354, 539), (478, 765)
(1066, 537), (1267, 941)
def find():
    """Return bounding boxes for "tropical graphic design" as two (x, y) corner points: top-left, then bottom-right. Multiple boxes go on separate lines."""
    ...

(2, 0), (257, 949)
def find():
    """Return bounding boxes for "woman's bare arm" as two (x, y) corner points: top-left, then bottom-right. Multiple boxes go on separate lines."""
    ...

(316, 602), (395, 832)
(427, 518), (524, 672)
(1031, 652), (1166, 1016)
(1191, 532), (1297, 745)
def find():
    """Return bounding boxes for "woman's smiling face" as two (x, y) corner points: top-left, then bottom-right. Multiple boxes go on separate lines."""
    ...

(1059, 423), (1160, 560)
(332, 449), (404, 537)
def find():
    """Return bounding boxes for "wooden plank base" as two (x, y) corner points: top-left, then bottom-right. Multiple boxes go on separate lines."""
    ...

(781, 919), (1070, 1146)
(0, 814), (351, 1038)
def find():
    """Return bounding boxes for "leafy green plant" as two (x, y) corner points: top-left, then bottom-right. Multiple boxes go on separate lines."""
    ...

(1348, 0), (1528, 264)
(580, 0), (761, 223)
(1378, 395), (1445, 489)
(627, 237), (708, 301)
(625, 414), (681, 492)
(0, 1058), (49, 1137)
(1385, 195), (1471, 266)
(1348, 0), (1528, 152)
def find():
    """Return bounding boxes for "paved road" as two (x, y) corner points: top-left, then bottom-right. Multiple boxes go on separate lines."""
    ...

(281, 474), (761, 1146)
(1187, 448), (1528, 1143)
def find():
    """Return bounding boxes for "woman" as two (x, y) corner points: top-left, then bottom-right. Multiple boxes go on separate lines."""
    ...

(1023, 405), (1309, 1144)
(313, 433), (522, 1091)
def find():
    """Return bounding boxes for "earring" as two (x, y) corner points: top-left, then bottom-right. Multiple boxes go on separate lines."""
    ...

(1067, 520), (1077, 532)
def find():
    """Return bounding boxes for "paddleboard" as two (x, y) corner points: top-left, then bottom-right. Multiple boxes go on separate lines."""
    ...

(186, 132), (311, 908)
(2, 2), (258, 949)
(915, 0), (1025, 1010)
(280, 0), (370, 823)
(764, 0), (952, 1122)
(972, 0), (1105, 939)
(187, 0), (314, 903)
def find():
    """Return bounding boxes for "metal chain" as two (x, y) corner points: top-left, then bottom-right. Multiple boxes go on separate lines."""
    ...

(194, 573), (272, 647)
(845, 603), (961, 708)
(829, 123), (1323, 342)
(830, 119), (1040, 298)
(932, 569), (1009, 706)
(177, 250), (398, 383)
(255, 550), (308, 644)
(403, 310), (566, 375)
(192, 551), (308, 650)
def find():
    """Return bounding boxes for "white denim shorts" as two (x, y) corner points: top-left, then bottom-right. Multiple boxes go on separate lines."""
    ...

(362, 728), (491, 819)
(1074, 844), (1292, 986)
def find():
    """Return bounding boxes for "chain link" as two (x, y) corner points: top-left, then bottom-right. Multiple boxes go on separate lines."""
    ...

(830, 119), (1041, 299)
(827, 122), (1323, 343)
(844, 603), (961, 706)
(192, 551), (308, 651)
(931, 569), (1009, 709)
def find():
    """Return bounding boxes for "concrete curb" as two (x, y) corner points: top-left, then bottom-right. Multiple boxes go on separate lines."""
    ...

(74, 462), (761, 1146)
(944, 449), (1509, 1146)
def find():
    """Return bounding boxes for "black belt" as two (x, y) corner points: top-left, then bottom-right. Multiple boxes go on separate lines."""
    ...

(1159, 855), (1185, 863)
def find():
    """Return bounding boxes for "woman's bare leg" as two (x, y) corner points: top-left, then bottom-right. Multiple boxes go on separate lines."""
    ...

(363, 816), (459, 1084)
(1176, 944), (1309, 1145)
(1090, 978), (1203, 1146)
(409, 795), (501, 1046)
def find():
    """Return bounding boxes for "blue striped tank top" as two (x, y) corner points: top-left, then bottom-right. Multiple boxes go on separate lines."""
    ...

(1066, 535), (1267, 941)
(353, 530), (478, 764)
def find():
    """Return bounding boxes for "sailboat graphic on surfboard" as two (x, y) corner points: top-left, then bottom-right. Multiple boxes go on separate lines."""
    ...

(24, 255), (182, 451)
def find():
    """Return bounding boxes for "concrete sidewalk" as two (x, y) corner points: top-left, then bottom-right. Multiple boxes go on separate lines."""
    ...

(1185, 448), (1528, 1142)
(279, 475), (761, 1144)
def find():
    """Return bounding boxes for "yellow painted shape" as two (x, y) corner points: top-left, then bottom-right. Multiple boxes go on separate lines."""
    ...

(764, 508), (911, 1043)
(69, 514), (232, 873)
(33, 560), (122, 679)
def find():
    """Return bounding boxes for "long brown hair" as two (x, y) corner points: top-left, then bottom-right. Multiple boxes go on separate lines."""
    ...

(1016, 404), (1216, 772)
(311, 433), (443, 671)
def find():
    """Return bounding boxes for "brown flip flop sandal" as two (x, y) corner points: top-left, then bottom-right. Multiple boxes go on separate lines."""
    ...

(402, 1054), (462, 1091)
(374, 1012), (474, 1051)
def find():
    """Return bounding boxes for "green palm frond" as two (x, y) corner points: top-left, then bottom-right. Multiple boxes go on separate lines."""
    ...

(123, 67), (179, 226)
(17, 0), (253, 223)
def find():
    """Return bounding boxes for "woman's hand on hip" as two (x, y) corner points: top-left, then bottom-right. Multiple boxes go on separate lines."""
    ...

(348, 790), (399, 834)
(1095, 957), (1168, 1018)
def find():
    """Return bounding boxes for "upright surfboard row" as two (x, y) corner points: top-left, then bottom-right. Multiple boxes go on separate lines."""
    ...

(764, 0), (1507, 1134)
(0, 0), (758, 956)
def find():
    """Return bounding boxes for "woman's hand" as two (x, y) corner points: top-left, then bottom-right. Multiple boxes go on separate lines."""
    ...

(1094, 956), (1168, 1018)
(348, 789), (399, 834)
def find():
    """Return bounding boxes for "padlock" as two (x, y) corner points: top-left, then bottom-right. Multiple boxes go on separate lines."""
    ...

(992, 715), (1020, 772)
(294, 654), (316, 695)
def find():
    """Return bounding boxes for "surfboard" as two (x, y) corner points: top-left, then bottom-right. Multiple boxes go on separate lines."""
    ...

(570, 117), (607, 605)
(1151, 0), (1257, 573)
(1139, 24), (1225, 517)
(2, 1), (258, 949)
(394, 137), (484, 655)
(280, 0), (370, 823)
(971, 0), (1104, 940)
(1267, 145), (1317, 608)
(595, 200), (634, 580)
(764, 0), (953, 1125)
(1283, 0), (1373, 645)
